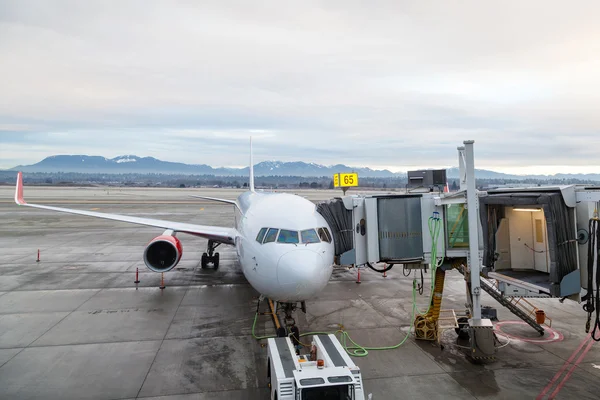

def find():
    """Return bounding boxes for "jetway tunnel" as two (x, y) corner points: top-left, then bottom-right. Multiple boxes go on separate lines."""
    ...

(317, 193), (446, 268)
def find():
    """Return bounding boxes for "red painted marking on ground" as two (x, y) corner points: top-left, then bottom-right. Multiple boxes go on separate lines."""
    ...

(536, 334), (591, 400)
(548, 338), (595, 399)
(495, 321), (564, 344)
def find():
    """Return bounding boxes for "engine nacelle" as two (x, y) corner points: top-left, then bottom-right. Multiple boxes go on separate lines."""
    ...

(143, 235), (183, 272)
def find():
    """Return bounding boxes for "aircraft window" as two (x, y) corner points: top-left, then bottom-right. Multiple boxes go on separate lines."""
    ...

(264, 228), (279, 243)
(318, 227), (332, 243)
(301, 229), (320, 244)
(256, 228), (268, 243)
(277, 229), (299, 244)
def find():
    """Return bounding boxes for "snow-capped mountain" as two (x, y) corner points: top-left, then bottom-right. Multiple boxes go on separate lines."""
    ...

(9, 155), (600, 180)
(10, 155), (398, 177)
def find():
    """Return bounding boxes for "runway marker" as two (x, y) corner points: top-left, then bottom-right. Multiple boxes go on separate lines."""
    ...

(134, 268), (140, 284)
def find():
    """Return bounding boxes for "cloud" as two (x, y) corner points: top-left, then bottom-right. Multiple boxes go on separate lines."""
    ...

(1, 0), (599, 173)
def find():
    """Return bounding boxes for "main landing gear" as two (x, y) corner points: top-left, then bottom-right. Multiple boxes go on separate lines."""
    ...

(277, 302), (307, 350)
(201, 240), (220, 269)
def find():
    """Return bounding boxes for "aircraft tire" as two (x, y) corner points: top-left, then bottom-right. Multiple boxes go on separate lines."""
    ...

(201, 253), (208, 268)
(277, 327), (287, 337)
(291, 326), (300, 347)
(213, 253), (220, 269)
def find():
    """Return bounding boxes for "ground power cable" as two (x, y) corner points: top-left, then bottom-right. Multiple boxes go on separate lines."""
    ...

(582, 205), (600, 342)
(251, 280), (420, 357)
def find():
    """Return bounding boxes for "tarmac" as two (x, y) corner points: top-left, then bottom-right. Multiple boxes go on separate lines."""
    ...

(0, 186), (599, 399)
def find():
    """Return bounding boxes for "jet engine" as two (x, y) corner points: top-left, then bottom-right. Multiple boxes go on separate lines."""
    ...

(143, 234), (183, 272)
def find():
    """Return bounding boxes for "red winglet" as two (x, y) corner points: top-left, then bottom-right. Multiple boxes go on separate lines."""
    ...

(15, 172), (26, 205)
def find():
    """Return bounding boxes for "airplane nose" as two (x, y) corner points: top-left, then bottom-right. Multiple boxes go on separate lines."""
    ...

(277, 250), (330, 300)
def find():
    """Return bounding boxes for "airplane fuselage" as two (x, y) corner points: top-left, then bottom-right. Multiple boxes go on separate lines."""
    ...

(233, 191), (334, 302)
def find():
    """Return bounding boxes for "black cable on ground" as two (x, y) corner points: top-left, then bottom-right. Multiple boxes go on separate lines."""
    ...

(365, 262), (393, 273)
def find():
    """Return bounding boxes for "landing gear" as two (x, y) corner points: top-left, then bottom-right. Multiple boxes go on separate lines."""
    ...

(201, 240), (221, 269)
(291, 326), (300, 348)
(281, 302), (303, 349)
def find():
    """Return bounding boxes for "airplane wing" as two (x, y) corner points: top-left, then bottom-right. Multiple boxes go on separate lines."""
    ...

(14, 172), (237, 245)
(189, 195), (241, 211)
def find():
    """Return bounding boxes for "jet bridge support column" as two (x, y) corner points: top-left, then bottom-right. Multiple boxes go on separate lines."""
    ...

(463, 140), (496, 360)
(458, 145), (467, 191)
(465, 140), (481, 321)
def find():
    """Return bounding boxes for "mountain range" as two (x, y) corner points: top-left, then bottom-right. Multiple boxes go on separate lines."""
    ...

(7, 155), (600, 181)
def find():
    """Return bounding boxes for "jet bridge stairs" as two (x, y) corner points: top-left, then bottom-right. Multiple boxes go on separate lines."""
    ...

(457, 268), (547, 335)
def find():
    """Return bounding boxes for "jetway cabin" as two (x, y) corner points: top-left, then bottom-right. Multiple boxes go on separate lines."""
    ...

(479, 187), (580, 298)
(480, 186), (600, 300)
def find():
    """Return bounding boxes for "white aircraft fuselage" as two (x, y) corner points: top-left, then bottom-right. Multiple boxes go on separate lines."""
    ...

(234, 191), (334, 302)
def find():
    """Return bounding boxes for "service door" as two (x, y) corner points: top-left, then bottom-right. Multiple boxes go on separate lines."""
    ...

(494, 218), (511, 271)
(532, 215), (549, 273)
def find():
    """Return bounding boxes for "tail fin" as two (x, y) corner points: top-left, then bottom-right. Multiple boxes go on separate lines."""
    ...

(15, 172), (26, 205)
(249, 137), (255, 192)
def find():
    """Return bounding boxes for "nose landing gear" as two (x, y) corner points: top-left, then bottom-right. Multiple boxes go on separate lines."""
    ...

(201, 240), (221, 269)
(278, 302), (306, 351)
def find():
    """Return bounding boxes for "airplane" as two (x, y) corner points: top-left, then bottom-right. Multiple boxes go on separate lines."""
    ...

(13, 143), (335, 337)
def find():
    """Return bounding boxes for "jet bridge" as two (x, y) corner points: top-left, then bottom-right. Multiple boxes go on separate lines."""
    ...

(319, 140), (600, 356)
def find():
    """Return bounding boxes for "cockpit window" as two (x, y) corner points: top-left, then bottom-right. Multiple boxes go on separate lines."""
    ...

(256, 228), (268, 243)
(318, 227), (332, 243)
(277, 229), (299, 244)
(264, 228), (279, 243)
(300, 229), (320, 244)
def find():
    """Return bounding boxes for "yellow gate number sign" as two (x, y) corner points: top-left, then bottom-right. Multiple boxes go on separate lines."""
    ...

(333, 173), (358, 187)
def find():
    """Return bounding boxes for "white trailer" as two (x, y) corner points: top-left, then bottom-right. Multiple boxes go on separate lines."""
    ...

(267, 334), (365, 400)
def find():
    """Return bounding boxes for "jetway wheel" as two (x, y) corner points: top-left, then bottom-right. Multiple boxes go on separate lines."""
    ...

(455, 317), (470, 339)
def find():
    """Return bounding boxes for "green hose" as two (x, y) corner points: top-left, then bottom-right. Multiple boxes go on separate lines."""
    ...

(251, 311), (277, 340)
(331, 281), (418, 357)
(415, 213), (445, 315)
(251, 280), (420, 357)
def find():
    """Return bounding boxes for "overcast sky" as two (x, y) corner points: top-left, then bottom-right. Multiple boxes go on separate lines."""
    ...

(1, 1), (599, 174)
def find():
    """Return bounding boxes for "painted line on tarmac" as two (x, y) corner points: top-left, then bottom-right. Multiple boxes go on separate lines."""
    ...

(536, 333), (593, 400)
(548, 338), (595, 399)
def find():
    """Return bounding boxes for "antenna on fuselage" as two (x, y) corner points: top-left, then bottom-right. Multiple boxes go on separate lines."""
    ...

(249, 136), (255, 192)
